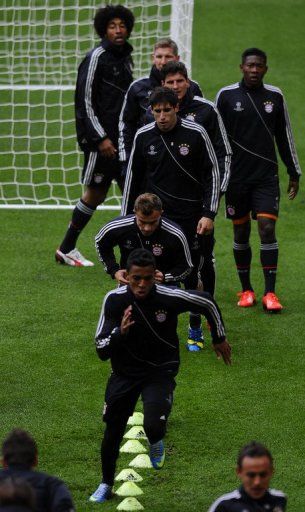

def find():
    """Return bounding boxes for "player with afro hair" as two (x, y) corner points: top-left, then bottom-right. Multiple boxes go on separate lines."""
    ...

(94, 5), (135, 39)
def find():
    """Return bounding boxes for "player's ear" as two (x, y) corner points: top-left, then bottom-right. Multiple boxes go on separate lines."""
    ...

(161, 80), (165, 86)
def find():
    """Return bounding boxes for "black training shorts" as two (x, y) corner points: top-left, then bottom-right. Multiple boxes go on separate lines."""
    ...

(81, 150), (122, 186)
(225, 178), (280, 220)
(102, 372), (176, 424)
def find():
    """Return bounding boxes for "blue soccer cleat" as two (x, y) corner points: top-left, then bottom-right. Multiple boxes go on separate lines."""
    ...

(186, 326), (204, 352)
(89, 483), (113, 503)
(149, 440), (165, 469)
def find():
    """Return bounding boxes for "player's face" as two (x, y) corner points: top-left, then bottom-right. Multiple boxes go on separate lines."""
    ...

(237, 456), (273, 499)
(106, 17), (128, 46)
(240, 55), (268, 88)
(163, 72), (190, 100)
(152, 46), (179, 70)
(127, 265), (156, 299)
(152, 102), (178, 132)
(136, 210), (162, 237)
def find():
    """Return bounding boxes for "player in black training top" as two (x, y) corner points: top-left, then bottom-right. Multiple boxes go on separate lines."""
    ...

(122, 87), (220, 351)
(95, 193), (192, 286)
(89, 249), (231, 504)
(216, 48), (301, 312)
(55, 5), (135, 267)
(0, 429), (75, 512)
(209, 441), (287, 511)
(118, 37), (203, 168)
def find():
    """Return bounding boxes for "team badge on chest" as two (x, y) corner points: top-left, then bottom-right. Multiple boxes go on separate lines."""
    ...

(234, 101), (244, 111)
(155, 310), (167, 322)
(148, 145), (157, 155)
(152, 243), (163, 256)
(264, 101), (274, 113)
(185, 113), (196, 122)
(179, 143), (190, 155)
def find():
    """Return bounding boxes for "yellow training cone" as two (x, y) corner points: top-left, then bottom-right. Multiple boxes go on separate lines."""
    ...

(116, 481), (143, 497)
(117, 497), (144, 510)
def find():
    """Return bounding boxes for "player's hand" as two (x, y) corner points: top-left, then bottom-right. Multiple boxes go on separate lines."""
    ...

(197, 217), (214, 235)
(114, 269), (129, 285)
(155, 270), (164, 283)
(98, 138), (117, 159)
(214, 340), (232, 365)
(287, 179), (299, 200)
(120, 305), (135, 335)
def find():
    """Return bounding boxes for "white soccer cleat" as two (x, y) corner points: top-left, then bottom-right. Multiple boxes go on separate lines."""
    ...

(55, 248), (94, 267)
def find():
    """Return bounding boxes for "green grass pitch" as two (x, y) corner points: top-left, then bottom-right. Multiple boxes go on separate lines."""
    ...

(1, 0), (305, 510)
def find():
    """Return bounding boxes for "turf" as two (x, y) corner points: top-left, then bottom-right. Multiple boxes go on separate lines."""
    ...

(1, 1), (305, 511)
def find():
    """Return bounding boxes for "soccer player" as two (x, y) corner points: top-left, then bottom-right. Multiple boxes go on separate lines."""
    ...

(89, 249), (231, 503)
(118, 37), (203, 167)
(0, 429), (75, 512)
(95, 193), (193, 285)
(55, 5), (135, 267)
(208, 441), (287, 511)
(121, 87), (220, 351)
(216, 48), (301, 312)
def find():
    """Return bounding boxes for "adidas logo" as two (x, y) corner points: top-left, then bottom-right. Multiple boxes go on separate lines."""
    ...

(160, 415), (166, 420)
(135, 430), (145, 438)
(126, 473), (137, 481)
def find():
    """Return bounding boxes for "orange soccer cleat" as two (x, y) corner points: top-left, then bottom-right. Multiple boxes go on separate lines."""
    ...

(237, 290), (256, 307)
(262, 292), (283, 313)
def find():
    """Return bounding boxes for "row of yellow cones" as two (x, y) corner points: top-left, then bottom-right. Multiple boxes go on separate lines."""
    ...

(114, 411), (153, 510)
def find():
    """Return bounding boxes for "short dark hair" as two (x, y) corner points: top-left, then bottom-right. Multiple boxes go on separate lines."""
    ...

(0, 477), (35, 508)
(149, 87), (179, 108)
(134, 193), (162, 215)
(2, 429), (37, 468)
(237, 441), (273, 469)
(94, 5), (135, 39)
(161, 61), (188, 82)
(126, 249), (156, 271)
(153, 38), (178, 56)
(242, 48), (267, 64)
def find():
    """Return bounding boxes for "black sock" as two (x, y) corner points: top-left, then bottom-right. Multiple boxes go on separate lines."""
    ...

(59, 199), (96, 253)
(233, 242), (253, 291)
(101, 420), (127, 487)
(260, 242), (278, 294)
(189, 313), (201, 329)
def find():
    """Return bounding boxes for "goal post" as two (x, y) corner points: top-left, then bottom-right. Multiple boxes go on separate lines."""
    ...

(0, 0), (194, 209)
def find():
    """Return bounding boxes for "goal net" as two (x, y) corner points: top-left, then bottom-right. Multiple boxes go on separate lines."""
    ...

(0, 0), (194, 209)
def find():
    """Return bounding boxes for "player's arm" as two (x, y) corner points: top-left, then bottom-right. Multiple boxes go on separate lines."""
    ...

(118, 83), (142, 163)
(95, 293), (127, 361)
(121, 131), (147, 215)
(77, 53), (111, 152)
(204, 103), (232, 194)
(95, 221), (121, 279)
(163, 227), (193, 283)
(274, 94), (301, 199)
(176, 289), (231, 365)
(47, 476), (76, 512)
(197, 129), (220, 234)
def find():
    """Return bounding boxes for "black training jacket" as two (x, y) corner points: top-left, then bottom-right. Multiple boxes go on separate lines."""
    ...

(95, 214), (193, 282)
(145, 90), (232, 192)
(0, 467), (75, 512)
(95, 284), (226, 378)
(121, 118), (220, 222)
(118, 65), (203, 161)
(75, 38), (133, 151)
(215, 79), (301, 184)
(208, 485), (287, 512)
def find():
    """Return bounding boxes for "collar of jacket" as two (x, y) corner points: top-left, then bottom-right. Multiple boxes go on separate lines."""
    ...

(153, 116), (182, 135)
(240, 78), (264, 92)
(239, 485), (269, 504)
(149, 65), (163, 87)
(101, 38), (133, 58)
(179, 89), (195, 110)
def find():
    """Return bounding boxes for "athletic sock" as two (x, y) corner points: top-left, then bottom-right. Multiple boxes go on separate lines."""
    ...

(59, 199), (96, 253)
(260, 241), (278, 294)
(233, 242), (253, 291)
(189, 313), (201, 330)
